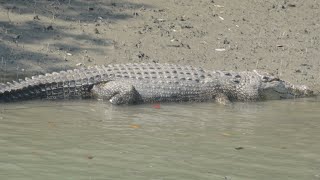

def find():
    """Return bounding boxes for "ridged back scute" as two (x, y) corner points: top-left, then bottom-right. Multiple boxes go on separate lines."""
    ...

(97, 63), (210, 85)
(0, 66), (110, 102)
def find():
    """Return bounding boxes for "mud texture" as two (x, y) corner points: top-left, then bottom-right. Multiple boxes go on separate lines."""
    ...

(0, 0), (319, 93)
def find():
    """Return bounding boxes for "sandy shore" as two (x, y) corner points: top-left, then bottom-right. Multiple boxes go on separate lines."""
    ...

(1, 0), (319, 93)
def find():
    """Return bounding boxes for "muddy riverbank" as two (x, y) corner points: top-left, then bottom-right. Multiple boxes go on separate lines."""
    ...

(1, 0), (319, 93)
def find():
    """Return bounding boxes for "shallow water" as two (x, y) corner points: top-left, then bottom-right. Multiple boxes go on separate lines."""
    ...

(0, 98), (320, 180)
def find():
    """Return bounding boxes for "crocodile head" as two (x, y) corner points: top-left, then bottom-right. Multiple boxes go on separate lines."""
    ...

(256, 71), (314, 100)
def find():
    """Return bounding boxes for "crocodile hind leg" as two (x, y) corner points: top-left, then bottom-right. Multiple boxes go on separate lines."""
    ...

(91, 81), (142, 105)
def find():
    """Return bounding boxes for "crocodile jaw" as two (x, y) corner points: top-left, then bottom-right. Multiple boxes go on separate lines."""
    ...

(260, 81), (313, 100)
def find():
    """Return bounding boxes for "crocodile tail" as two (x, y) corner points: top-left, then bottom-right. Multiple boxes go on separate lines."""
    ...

(0, 66), (109, 102)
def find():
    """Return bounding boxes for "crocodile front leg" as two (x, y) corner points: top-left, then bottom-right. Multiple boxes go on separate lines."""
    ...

(214, 93), (231, 105)
(91, 81), (142, 105)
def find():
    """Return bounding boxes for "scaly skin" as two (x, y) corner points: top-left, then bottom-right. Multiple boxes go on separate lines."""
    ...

(0, 63), (314, 104)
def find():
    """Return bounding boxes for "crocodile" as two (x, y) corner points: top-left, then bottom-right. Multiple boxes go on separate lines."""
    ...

(0, 63), (314, 104)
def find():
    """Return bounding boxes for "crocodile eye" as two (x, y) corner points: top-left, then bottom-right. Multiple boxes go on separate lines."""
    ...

(262, 76), (271, 82)
(270, 78), (280, 82)
(263, 76), (280, 82)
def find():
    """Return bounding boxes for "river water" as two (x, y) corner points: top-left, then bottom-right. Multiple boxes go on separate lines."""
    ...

(0, 98), (319, 180)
